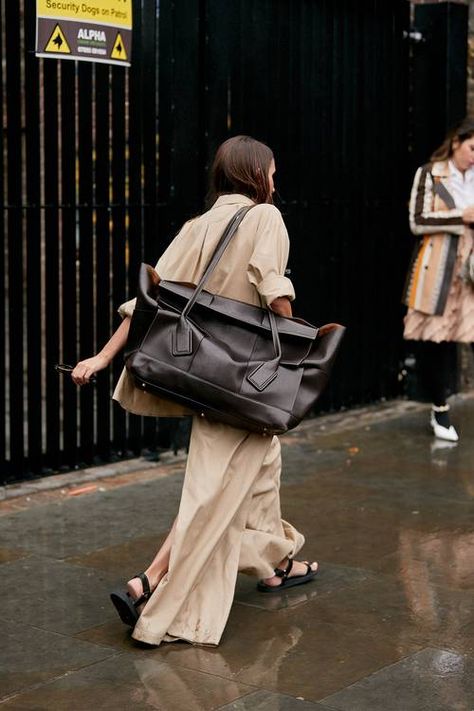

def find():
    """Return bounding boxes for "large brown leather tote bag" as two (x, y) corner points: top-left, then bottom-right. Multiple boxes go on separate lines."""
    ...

(125, 206), (345, 435)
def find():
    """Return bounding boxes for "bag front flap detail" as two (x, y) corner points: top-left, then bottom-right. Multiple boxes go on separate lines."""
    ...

(133, 267), (345, 373)
(158, 280), (319, 341)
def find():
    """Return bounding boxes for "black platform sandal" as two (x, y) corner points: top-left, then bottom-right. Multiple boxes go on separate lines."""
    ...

(110, 572), (152, 627)
(257, 559), (318, 593)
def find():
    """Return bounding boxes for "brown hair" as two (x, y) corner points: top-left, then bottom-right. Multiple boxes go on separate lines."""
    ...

(430, 118), (474, 162)
(208, 135), (274, 205)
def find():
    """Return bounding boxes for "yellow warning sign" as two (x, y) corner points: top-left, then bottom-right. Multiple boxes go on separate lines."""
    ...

(36, 1), (132, 66)
(111, 32), (127, 61)
(37, 0), (132, 29)
(44, 23), (71, 54)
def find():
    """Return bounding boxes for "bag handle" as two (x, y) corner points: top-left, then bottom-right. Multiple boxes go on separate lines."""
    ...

(173, 205), (282, 389)
(173, 206), (253, 355)
(182, 205), (254, 319)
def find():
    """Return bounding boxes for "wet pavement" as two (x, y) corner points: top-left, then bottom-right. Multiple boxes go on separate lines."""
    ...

(1, 396), (473, 710)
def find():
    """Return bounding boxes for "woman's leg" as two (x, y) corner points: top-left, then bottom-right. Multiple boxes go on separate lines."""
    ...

(238, 435), (316, 587)
(418, 341), (459, 439)
(132, 416), (302, 647)
(127, 517), (177, 609)
(239, 436), (306, 575)
(419, 340), (454, 408)
(129, 432), (310, 622)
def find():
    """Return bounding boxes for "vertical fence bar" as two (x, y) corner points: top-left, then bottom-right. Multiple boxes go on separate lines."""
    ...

(94, 64), (112, 462)
(0, 0), (7, 479)
(43, 59), (61, 471)
(5, 0), (25, 479)
(412, 3), (468, 170)
(77, 64), (95, 465)
(60, 60), (79, 468)
(386, 0), (411, 400)
(141, 0), (160, 448)
(111, 66), (127, 454)
(156, 0), (174, 238)
(127, 0), (145, 453)
(24, 5), (43, 475)
(142, 0), (159, 264)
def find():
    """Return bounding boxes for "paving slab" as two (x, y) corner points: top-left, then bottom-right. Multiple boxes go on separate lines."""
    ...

(0, 473), (184, 558)
(320, 647), (474, 711)
(66, 532), (169, 577)
(156, 606), (423, 701)
(0, 619), (116, 700)
(0, 654), (255, 711)
(1, 557), (120, 635)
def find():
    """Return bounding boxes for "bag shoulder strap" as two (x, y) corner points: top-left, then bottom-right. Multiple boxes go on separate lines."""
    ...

(430, 172), (456, 210)
(182, 204), (254, 318)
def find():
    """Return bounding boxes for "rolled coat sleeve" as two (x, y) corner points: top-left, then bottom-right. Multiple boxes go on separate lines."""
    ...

(117, 297), (136, 319)
(247, 204), (295, 306)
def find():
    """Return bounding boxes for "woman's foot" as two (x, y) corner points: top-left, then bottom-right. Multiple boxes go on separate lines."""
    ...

(430, 404), (459, 442)
(127, 570), (164, 614)
(110, 572), (154, 628)
(257, 558), (319, 593)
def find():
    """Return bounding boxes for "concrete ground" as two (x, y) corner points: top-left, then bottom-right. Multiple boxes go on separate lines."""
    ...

(1, 396), (473, 711)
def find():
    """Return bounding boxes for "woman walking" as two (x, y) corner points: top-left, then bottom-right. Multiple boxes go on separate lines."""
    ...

(72, 136), (318, 647)
(403, 119), (474, 441)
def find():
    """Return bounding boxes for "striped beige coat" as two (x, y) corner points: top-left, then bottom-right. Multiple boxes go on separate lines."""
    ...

(403, 160), (464, 316)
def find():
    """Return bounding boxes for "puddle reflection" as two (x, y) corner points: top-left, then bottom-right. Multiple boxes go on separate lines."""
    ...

(237, 584), (320, 612)
(131, 657), (243, 710)
(132, 617), (303, 708)
(430, 438), (459, 469)
(397, 507), (474, 653)
(131, 620), (303, 709)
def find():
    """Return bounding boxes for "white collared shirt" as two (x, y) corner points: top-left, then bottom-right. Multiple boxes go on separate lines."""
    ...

(447, 160), (474, 209)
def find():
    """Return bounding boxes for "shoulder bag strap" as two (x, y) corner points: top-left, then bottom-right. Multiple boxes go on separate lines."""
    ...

(431, 172), (457, 210)
(174, 203), (282, 380)
(181, 205), (254, 319)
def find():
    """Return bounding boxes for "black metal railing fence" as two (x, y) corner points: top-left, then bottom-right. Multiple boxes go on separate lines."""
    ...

(2, 0), (453, 483)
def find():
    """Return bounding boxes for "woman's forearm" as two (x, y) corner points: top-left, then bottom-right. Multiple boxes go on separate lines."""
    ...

(99, 317), (131, 364)
(72, 316), (131, 385)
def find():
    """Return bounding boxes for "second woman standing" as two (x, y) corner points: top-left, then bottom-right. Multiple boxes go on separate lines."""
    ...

(403, 119), (474, 441)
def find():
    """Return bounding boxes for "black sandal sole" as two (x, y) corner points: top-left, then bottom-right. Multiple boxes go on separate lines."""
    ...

(110, 590), (139, 627)
(257, 569), (318, 593)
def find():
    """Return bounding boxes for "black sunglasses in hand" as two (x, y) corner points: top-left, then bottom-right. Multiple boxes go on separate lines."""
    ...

(54, 363), (97, 384)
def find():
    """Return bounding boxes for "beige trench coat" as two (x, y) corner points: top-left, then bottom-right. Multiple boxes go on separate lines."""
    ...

(113, 194), (305, 647)
(113, 194), (295, 416)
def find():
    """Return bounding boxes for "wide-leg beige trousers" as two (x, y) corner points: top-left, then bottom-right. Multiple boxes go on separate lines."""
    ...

(132, 416), (305, 647)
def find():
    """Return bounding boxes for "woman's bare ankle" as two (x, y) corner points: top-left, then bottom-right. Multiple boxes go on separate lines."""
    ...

(143, 566), (167, 590)
(126, 568), (165, 599)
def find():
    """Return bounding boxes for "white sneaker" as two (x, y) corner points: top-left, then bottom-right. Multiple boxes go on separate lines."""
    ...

(430, 408), (459, 442)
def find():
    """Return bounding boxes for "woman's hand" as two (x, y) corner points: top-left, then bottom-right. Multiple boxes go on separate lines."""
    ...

(270, 296), (293, 318)
(71, 317), (131, 386)
(72, 354), (109, 385)
(462, 206), (474, 224)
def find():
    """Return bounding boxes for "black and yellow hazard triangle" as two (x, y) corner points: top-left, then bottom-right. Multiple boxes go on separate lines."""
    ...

(111, 32), (127, 61)
(44, 24), (71, 54)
